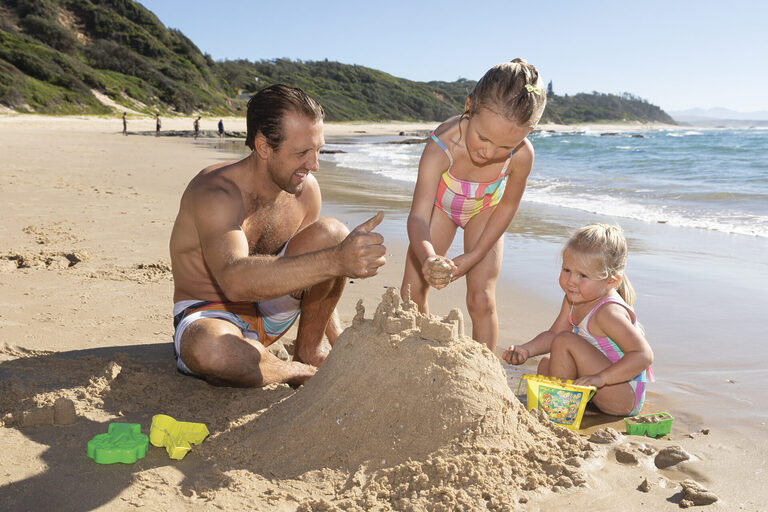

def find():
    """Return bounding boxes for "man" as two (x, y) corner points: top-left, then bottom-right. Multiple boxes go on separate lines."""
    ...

(122, 112), (127, 136)
(217, 119), (224, 138)
(169, 84), (386, 388)
(193, 116), (200, 140)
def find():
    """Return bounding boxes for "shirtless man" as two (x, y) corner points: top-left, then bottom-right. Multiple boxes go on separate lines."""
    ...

(170, 84), (386, 387)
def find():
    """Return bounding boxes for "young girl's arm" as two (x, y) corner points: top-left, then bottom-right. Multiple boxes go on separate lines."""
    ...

(406, 136), (458, 286)
(573, 303), (654, 388)
(451, 142), (533, 280)
(502, 295), (571, 364)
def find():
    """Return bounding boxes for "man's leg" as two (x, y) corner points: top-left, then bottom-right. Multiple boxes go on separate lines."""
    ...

(284, 217), (350, 367)
(179, 317), (316, 387)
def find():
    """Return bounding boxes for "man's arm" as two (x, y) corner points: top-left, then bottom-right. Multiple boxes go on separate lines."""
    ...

(194, 180), (385, 302)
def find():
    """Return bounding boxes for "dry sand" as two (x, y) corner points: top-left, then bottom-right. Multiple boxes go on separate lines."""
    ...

(0, 114), (764, 511)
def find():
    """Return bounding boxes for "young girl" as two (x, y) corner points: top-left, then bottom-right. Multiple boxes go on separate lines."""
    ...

(401, 59), (546, 353)
(502, 224), (654, 416)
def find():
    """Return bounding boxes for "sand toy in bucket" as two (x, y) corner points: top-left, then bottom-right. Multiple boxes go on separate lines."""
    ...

(517, 374), (596, 430)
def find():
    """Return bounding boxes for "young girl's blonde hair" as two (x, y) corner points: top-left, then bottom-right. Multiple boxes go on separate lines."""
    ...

(565, 223), (636, 306)
(466, 58), (547, 129)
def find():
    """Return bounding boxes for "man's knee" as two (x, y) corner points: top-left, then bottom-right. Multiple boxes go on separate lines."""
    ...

(180, 329), (230, 376)
(287, 217), (349, 255)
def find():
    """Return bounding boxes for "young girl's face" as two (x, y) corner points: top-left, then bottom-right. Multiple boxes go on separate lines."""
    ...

(559, 249), (617, 305)
(464, 107), (530, 166)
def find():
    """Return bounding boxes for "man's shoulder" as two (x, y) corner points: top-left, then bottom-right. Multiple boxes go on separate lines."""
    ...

(188, 161), (245, 205)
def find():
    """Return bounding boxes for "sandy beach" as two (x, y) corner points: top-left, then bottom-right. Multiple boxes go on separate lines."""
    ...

(1, 114), (766, 511)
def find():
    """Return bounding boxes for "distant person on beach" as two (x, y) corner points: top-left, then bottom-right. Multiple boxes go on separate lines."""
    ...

(155, 114), (161, 137)
(218, 119), (224, 138)
(503, 224), (654, 416)
(122, 112), (127, 136)
(194, 116), (201, 140)
(169, 84), (386, 388)
(401, 59), (546, 353)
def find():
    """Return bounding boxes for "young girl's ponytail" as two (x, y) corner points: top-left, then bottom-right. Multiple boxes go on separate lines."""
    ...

(616, 272), (636, 307)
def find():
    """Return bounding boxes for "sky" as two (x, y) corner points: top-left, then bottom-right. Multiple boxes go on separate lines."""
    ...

(138, 0), (768, 113)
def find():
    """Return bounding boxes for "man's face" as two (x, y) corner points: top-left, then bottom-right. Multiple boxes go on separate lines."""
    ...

(266, 111), (324, 194)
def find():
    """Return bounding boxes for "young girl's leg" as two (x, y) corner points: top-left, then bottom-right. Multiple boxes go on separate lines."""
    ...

(463, 213), (504, 353)
(401, 205), (458, 314)
(547, 331), (637, 416)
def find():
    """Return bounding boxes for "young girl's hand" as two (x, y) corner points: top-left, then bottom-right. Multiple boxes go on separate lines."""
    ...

(502, 345), (529, 365)
(574, 374), (606, 388)
(449, 252), (479, 281)
(421, 256), (456, 289)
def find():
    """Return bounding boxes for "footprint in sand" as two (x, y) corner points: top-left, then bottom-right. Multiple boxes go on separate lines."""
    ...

(0, 251), (88, 271)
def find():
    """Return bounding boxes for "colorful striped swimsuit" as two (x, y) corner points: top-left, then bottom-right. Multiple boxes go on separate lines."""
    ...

(431, 130), (517, 227)
(569, 296), (655, 416)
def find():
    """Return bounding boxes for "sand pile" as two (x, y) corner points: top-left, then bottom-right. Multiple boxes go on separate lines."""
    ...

(200, 289), (593, 509)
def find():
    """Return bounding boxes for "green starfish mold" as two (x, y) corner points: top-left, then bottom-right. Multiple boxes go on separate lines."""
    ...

(86, 423), (149, 464)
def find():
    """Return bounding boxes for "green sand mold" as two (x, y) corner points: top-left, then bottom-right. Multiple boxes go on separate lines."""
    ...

(624, 412), (674, 438)
(87, 423), (149, 464)
(149, 414), (209, 460)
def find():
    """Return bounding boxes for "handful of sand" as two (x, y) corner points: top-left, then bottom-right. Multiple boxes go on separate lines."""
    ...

(426, 256), (453, 288)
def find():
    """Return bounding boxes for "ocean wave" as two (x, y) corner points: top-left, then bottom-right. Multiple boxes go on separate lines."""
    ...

(524, 188), (768, 238)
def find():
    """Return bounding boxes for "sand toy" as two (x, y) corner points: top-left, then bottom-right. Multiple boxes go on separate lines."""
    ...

(86, 423), (149, 464)
(518, 374), (596, 430)
(624, 412), (674, 438)
(149, 414), (209, 460)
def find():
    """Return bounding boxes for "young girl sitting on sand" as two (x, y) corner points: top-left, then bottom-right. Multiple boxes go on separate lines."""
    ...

(502, 224), (654, 416)
(401, 59), (546, 352)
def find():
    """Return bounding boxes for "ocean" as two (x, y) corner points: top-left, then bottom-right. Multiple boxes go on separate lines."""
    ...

(321, 127), (768, 239)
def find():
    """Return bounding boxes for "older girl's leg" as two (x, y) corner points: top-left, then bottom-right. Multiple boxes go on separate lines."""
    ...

(462, 207), (504, 352)
(548, 331), (638, 416)
(401, 205), (458, 314)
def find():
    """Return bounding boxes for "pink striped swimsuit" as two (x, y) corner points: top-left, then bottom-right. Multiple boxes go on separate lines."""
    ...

(431, 131), (517, 227)
(569, 296), (654, 416)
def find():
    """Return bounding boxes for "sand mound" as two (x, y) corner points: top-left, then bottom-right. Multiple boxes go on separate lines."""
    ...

(200, 289), (592, 508)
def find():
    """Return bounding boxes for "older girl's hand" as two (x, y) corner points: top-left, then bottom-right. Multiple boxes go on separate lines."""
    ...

(421, 256), (456, 290)
(450, 252), (481, 281)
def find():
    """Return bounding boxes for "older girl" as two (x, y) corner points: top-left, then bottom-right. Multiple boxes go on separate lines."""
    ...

(401, 59), (546, 353)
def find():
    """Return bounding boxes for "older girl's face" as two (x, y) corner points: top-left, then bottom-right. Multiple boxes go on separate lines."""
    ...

(464, 106), (530, 166)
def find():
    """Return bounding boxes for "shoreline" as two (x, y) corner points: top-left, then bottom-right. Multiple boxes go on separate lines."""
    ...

(1, 116), (766, 510)
(0, 112), (685, 136)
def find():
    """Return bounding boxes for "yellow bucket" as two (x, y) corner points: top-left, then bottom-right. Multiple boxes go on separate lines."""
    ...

(518, 374), (596, 430)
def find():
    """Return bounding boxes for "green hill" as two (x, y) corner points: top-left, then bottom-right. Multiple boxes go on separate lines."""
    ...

(0, 0), (675, 124)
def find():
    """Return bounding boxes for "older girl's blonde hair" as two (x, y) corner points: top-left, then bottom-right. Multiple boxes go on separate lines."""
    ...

(466, 58), (547, 129)
(565, 223), (636, 306)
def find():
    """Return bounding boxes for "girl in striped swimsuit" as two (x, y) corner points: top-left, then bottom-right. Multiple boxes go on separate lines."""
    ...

(401, 59), (547, 353)
(502, 224), (654, 416)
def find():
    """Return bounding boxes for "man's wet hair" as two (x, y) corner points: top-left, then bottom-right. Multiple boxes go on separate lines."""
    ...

(245, 84), (324, 151)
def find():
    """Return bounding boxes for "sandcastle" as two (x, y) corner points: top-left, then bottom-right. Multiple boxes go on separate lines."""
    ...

(201, 289), (592, 508)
